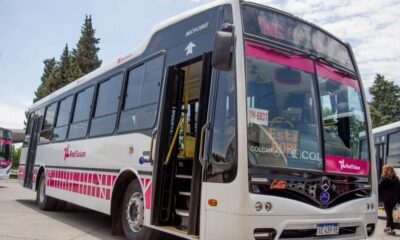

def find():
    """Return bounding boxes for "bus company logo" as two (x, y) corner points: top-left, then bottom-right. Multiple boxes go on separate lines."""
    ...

(270, 179), (287, 190)
(338, 159), (361, 171)
(319, 191), (330, 203)
(320, 177), (331, 191)
(64, 145), (86, 160)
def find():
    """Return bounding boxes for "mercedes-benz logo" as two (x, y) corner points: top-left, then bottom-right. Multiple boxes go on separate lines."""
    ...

(320, 177), (330, 191)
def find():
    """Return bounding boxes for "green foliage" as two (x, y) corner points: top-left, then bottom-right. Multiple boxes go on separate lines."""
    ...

(72, 15), (102, 75)
(32, 15), (101, 104)
(11, 146), (21, 169)
(369, 74), (400, 128)
(34, 58), (57, 102)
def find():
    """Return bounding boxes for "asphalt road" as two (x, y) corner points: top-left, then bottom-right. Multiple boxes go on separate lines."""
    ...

(0, 180), (397, 240)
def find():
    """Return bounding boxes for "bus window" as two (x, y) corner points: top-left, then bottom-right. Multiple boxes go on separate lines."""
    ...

(245, 45), (322, 171)
(68, 86), (94, 139)
(208, 70), (237, 182)
(90, 74), (123, 136)
(40, 102), (57, 143)
(118, 56), (164, 132)
(387, 132), (400, 167)
(53, 95), (74, 142)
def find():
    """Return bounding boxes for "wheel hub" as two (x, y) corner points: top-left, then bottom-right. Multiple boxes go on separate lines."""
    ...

(126, 192), (144, 233)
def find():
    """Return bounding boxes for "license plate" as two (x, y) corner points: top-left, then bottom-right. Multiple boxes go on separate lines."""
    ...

(316, 223), (339, 236)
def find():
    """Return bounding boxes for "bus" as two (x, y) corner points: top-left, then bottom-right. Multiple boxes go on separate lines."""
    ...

(19, 0), (377, 239)
(0, 127), (12, 180)
(372, 121), (400, 178)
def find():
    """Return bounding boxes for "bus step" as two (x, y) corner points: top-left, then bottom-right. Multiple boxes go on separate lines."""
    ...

(176, 174), (192, 179)
(175, 209), (189, 217)
(178, 191), (191, 196)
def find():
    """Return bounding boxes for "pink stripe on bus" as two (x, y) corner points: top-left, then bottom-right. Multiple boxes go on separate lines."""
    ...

(316, 63), (360, 90)
(0, 139), (12, 145)
(245, 41), (315, 73)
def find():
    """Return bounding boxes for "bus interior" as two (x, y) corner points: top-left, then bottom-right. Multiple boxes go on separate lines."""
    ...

(153, 57), (210, 235)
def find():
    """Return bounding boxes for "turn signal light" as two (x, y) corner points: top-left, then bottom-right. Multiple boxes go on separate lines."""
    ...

(208, 199), (218, 207)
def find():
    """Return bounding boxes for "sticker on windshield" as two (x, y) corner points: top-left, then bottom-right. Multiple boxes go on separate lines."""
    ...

(248, 108), (269, 126)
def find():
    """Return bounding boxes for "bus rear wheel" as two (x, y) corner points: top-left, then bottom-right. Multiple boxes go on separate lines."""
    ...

(36, 173), (57, 210)
(122, 179), (156, 240)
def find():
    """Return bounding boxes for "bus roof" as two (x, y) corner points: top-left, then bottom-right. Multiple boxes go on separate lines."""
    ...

(29, 0), (233, 111)
(372, 121), (400, 135)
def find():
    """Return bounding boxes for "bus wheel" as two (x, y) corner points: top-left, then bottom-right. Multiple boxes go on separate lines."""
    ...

(122, 179), (155, 239)
(36, 173), (56, 210)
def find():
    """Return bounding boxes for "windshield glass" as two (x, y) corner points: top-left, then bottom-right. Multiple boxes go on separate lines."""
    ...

(246, 41), (370, 175)
(246, 41), (322, 171)
(317, 63), (369, 175)
(0, 139), (12, 162)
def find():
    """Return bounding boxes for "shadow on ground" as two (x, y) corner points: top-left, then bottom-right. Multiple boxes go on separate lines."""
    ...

(16, 199), (184, 240)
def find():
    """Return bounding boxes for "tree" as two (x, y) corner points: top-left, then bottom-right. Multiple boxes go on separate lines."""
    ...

(34, 58), (56, 102)
(50, 44), (82, 90)
(11, 146), (21, 169)
(31, 14), (101, 111)
(72, 15), (102, 75)
(369, 74), (400, 128)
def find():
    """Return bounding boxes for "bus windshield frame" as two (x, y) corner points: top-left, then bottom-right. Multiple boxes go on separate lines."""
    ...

(245, 40), (370, 176)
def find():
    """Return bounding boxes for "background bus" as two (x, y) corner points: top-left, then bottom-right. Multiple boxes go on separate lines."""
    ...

(19, 0), (377, 239)
(372, 121), (400, 178)
(0, 127), (13, 180)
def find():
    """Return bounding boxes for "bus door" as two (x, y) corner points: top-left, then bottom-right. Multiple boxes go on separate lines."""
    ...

(151, 53), (212, 235)
(24, 116), (42, 188)
(375, 143), (386, 179)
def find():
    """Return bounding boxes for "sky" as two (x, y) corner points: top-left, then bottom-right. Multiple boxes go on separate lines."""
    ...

(0, 0), (399, 130)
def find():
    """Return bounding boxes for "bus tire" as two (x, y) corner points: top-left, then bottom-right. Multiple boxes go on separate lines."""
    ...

(122, 179), (155, 240)
(36, 173), (56, 211)
(54, 199), (67, 211)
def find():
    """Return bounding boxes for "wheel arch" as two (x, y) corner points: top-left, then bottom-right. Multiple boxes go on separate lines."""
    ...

(34, 165), (46, 192)
(110, 168), (142, 235)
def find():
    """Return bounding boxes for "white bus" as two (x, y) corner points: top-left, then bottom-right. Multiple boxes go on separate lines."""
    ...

(19, 0), (377, 239)
(372, 121), (400, 178)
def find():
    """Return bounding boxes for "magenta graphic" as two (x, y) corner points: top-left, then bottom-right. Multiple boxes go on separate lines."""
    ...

(0, 160), (11, 167)
(0, 139), (12, 145)
(325, 154), (369, 175)
(245, 41), (315, 73)
(315, 63), (360, 90)
(64, 145), (86, 160)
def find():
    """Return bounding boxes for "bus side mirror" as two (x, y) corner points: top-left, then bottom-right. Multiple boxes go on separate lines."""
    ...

(212, 27), (234, 71)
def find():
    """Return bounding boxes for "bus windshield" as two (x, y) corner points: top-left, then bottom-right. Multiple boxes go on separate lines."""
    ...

(245, 41), (369, 175)
(0, 139), (12, 162)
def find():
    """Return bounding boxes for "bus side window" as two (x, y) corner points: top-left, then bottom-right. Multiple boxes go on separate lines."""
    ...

(40, 102), (57, 144)
(52, 95), (74, 142)
(68, 86), (95, 140)
(387, 132), (400, 166)
(118, 56), (164, 132)
(90, 73), (123, 136)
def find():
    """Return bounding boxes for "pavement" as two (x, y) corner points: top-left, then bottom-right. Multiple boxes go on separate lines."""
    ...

(0, 180), (398, 240)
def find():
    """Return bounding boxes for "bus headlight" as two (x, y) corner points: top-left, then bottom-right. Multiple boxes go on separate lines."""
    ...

(255, 202), (263, 211)
(265, 202), (272, 212)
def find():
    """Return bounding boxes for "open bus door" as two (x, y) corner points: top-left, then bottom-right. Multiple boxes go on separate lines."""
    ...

(24, 116), (42, 188)
(151, 53), (212, 236)
(375, 143), (386, 180)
